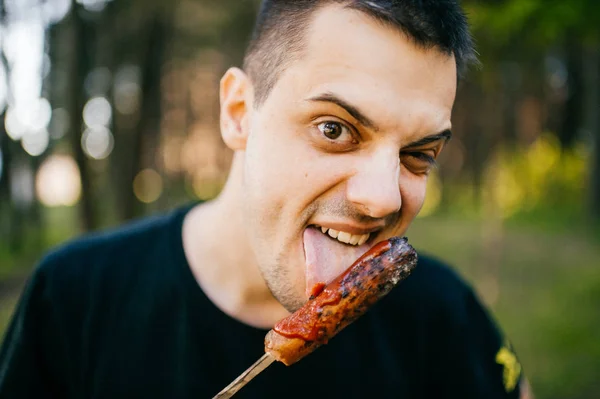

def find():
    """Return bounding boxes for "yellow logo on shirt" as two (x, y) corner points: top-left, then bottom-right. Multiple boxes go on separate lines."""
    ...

(496, 342), (521, 392)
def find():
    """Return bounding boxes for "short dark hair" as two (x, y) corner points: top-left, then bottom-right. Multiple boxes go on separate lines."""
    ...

(243, 0), (477, 106)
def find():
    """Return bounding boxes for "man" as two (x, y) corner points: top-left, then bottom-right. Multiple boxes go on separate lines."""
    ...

(0, 1), (530, 398)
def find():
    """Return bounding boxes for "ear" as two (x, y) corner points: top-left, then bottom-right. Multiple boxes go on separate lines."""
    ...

(219, 67), (253, 151)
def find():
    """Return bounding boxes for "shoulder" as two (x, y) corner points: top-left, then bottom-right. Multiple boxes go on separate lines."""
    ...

(389, 252), (477, 314)
(408, 252), (469, 293)
(378, 252), (501, 338)
(376, 254), (523, 397)
(32, 206), (190, 303)
(43, 209), (178, 267)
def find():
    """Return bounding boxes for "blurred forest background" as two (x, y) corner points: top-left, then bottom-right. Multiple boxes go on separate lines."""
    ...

(0, 0), (599, 398)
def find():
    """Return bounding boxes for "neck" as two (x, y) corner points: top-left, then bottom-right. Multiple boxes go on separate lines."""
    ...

(182, 153), (290, 329)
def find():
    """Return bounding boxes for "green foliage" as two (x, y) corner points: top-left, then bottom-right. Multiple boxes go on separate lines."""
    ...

(482, 134), (588, 220)
(465, 0), (600, 47)
(422, 133), (589, 225)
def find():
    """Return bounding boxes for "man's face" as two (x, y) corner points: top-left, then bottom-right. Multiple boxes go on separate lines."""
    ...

(239, 6), (457, 311)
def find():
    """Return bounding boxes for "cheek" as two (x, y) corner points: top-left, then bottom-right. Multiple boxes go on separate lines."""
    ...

(243, 121), (319, 226)
(399, 174), (428, 217)
(244, 120), (294, 191)
(246, 118), (342, 199)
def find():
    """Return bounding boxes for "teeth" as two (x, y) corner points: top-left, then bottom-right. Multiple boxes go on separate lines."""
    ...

(337, 231), (351, 244)
(357, 234), (369, 245)
(317, 226), (370, 246)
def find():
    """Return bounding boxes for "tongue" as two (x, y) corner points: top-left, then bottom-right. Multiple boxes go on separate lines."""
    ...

(303, 227), (370, 298)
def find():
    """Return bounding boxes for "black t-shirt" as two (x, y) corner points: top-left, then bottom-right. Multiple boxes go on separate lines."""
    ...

(0, 205), (523, 398)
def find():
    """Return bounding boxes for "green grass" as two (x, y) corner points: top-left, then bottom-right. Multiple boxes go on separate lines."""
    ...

(409, 215), (600, 399)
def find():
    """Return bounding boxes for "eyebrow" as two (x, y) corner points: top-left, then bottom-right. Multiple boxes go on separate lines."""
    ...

(306, 92), (379, 131)
(403, 130), (452, 148)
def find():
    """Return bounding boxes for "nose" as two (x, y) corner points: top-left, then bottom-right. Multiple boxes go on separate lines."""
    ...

(346, 150), (402, 219)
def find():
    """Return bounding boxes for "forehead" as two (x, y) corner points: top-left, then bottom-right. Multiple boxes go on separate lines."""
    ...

(266, 5), (457, 137)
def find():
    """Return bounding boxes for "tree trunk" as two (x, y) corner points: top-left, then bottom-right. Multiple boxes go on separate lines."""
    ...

(0, 121), (14, 242)
(118, 16), (166, 221)
(0, 0), (20, 249)
(583, 44), (600, 221)
(67, 6), (96, 231)
(559, 35), (584, 149)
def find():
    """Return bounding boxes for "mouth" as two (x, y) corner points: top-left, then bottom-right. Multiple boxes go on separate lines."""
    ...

(302, 224), (380, 298)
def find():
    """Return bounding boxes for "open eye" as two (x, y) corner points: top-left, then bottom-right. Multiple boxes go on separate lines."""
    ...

(317, 121), (353, 142)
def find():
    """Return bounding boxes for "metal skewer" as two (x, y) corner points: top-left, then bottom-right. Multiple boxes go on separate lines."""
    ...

(212, 353), (275, 399)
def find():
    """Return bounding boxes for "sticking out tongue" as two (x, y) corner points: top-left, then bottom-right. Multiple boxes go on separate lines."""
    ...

(303, 226), (371, 298)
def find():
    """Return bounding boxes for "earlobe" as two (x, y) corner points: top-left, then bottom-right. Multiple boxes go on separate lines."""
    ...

(220, 67), (253, 151)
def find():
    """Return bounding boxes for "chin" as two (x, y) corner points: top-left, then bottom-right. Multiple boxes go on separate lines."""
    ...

(267, 280), (305, 313)
(259, 254), (306, 313)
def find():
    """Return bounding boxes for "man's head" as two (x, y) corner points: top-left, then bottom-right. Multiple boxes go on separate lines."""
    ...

(218, 1), (475, 311)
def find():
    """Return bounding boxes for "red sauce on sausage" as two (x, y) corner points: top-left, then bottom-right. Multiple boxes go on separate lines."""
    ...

(273, 286), (343, 341)
(309, 282), (326, 298)
(273, 308), (319, 341)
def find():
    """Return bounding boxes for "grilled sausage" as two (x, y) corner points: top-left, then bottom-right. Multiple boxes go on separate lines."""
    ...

(264, 236), (418, 366)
